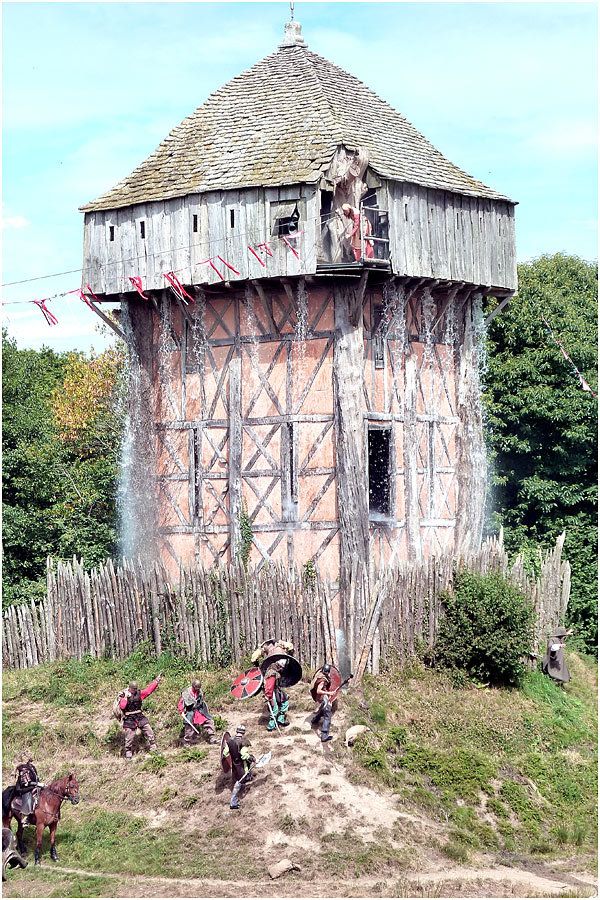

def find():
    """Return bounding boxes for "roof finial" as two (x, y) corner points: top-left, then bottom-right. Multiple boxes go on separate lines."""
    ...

(280, 14), (307, 48)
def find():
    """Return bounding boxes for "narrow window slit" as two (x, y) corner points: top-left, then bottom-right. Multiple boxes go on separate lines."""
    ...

(230, 209), (235, 228)
(193, 214), (198, 233)
(140, 221), (145, 239)
(109, 225), (115, 242)
(372, 302), (385, 369)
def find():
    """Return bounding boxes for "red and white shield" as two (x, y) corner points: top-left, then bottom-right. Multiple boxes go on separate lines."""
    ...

(230, 667), (264, 700)
(311, 665), (341, 702)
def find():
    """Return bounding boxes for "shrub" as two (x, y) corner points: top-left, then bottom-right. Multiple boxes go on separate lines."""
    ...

(435, 571), (535, 686)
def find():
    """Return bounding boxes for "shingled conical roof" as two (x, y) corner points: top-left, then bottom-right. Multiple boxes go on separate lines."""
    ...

(81, 22), (509, 212)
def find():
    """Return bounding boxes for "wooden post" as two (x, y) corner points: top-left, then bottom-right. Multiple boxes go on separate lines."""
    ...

(228, 356), (242, 559)
(403, 354), (422, 560)
(333, 281), (370, 640)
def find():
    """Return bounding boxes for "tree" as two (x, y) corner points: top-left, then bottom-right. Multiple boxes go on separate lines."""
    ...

(2, 332), (125, 608)
(484, 254), (597, 652)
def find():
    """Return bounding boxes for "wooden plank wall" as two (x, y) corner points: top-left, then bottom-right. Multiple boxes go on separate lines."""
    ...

(385, 182), (517, 292)
(82, 185), (319, 295)
(2, 533), (570, 672)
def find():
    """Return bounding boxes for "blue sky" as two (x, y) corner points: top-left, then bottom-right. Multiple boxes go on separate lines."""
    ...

(2, 1), (597, 352)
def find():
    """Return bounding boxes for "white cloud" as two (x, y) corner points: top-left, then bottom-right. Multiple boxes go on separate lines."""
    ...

(2, 214), (30, 230)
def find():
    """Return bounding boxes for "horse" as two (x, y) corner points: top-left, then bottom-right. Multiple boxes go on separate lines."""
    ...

(2, 772), (80, 864)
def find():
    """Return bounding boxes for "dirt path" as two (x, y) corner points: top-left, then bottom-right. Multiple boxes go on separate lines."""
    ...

(38, 863), (595, 898)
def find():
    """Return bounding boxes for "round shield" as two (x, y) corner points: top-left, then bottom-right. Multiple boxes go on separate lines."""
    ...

(310, 665), (341, 702)
(230, 667), (264, 700)
(260, 653), (302, 688)
(220, 731), (232, 773)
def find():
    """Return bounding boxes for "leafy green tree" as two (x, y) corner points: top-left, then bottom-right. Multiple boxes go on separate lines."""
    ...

(484, 255), (598, 652)
(2, 332), (125, 608)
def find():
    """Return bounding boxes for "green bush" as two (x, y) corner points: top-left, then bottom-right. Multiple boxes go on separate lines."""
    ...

(435, 571), (534, 687)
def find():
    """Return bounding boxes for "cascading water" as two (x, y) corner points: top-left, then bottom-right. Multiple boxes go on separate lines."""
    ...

(118, 303), (158, 564)
(157, 294), (180, 420)
(422, 286), (435, 367)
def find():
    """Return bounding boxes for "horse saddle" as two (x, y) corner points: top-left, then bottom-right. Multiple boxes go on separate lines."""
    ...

(11, 787), (40, 820)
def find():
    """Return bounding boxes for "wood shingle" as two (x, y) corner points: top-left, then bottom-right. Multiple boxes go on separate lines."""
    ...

(81, 29), (509, 213)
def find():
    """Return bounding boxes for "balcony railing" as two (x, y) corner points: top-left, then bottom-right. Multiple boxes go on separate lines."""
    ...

(318, 205), (390, 267)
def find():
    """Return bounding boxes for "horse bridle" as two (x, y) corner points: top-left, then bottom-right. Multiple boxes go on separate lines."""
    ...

(44, 782), (80, 804)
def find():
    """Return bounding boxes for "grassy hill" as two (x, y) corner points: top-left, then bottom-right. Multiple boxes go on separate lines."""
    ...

(2, 645), (597, 898)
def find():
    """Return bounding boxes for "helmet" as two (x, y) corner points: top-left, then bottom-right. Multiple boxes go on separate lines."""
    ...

(191, 679), (202, 692)
(322, 664), (331, 675)
(236, 724), (246, 736)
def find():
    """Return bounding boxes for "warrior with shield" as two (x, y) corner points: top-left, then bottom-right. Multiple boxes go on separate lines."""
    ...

(263, 660), (290, 732)
(251, 638), (294, 666)
(310, 664), (352, 742)
(178, 678), (218, 745)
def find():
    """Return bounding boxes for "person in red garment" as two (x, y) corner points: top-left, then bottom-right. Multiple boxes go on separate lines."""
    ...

(177, 679), (217, 745)
(341, 203), (374, 261)
(118, 675), (162, 760)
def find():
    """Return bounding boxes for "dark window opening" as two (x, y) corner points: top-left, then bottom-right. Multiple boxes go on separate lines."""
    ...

(140, 220), (145, 239)
(319, 189), (334, 221)
(229, 209), (235, 228)
(273, 202), (300, 237)
(372, 302), (385, 369)
(109, 225), (115, 242)
(193, 214), (198, 233)
(368, 427), (392, 519)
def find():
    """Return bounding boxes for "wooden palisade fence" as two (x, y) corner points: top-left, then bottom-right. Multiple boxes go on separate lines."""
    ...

(2, 532), (570, 674)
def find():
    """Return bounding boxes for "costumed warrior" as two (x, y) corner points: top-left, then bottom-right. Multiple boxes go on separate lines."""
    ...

(341, 203), (374, 261)
(222, 725), (255, 810)
(263, 660), (290, 732)
(10, 757), (41, 820)
(251, 638), (294, 666)
(310, 664), (335, 742)
(542, 626), (572, 685)
(178, 678), (217, 745)
(118, 674), (162, 759)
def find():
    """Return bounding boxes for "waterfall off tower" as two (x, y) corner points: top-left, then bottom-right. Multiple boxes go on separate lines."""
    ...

(79, 17), (517, 636)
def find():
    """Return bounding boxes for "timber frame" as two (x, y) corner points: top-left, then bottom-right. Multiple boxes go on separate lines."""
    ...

(121, 269), (494, 626)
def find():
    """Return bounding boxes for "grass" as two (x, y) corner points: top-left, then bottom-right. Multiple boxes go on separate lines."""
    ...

(14, 807), (260, 882)
(347, 652), (597, 860)
(317, 829), (410, 878)
(3, 866), (114, 899)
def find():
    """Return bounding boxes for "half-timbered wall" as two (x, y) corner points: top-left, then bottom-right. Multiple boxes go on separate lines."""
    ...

(83, 184), (319, 295)
(125, 276), (484, 591)
(385, 182), (517, 292)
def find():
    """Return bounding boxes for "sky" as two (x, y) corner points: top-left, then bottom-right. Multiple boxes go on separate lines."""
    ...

(2, 0), (597, 353)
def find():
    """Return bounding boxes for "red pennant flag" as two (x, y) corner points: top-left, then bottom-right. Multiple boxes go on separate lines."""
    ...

(248, 246), (267, 267)
(216, 256), (241, 277)
(164, 272), (194, 303)
(129, 276), (148, 299)
(33, 299), (58, 326)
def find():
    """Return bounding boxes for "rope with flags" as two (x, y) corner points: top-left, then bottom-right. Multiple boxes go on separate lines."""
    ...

(1, 232), (305, 326)
(541, 315), (596, 398)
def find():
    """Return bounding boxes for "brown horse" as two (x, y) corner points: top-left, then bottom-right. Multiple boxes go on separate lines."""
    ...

(2, 773), (80, 864)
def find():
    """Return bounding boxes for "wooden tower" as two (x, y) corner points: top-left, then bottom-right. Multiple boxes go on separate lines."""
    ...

(80, 20), (517, 623)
